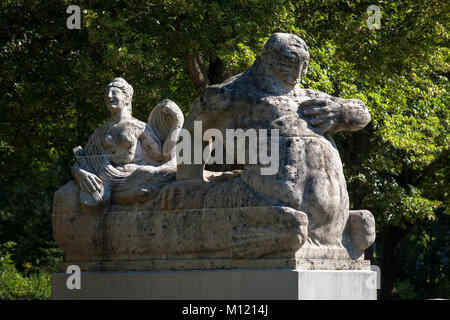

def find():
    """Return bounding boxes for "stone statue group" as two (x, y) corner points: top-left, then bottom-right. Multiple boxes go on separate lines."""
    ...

(53, 33), (375, 270)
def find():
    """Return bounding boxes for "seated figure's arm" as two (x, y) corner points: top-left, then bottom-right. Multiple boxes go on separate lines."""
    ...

(301, 89), (371, 134)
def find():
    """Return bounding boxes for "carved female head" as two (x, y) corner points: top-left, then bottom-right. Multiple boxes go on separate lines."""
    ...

(105, 78), (134, 114)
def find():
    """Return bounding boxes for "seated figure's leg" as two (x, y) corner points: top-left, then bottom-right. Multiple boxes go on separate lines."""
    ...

(111, 164), (177, 205)
(112, 182), (170, 205)
(230, 206), (309, 259)
(204, 177), (308, 258)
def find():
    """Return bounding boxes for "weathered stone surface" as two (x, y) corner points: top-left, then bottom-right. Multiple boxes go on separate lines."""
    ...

(156, 32), (375, 259)
(58, 259), (370, 272)
(343, 210), (376, 259)
(54, 202), (307, 261)
(53, 33), (376, 271)
(69, 77), (183, 213)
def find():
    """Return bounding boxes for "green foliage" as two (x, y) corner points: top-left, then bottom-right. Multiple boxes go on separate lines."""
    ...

(395, 280), (417, 300)
(291, 0), (450, 230)
(397, 209), (450, 299)
(0, 242), (51, 300)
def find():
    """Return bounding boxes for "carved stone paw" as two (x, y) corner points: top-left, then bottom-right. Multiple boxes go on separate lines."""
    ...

(344, 210), (376, 259)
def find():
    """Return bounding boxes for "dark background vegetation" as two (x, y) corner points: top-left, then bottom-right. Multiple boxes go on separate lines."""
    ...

(0, 0), (448, 299)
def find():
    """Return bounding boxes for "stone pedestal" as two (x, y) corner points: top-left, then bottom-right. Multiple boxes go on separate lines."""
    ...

(52, 269), (377, 300)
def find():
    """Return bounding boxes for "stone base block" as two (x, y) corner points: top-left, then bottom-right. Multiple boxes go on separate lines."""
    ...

(52, 269), (377, 300)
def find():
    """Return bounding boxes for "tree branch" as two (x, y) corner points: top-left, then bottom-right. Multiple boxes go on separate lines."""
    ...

(185, 53), (209, 94)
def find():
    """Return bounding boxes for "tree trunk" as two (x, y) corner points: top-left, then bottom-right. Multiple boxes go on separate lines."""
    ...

(208, 57), (226, 85)
(185, 53), (209, 94)
(380, 224), (412, 300)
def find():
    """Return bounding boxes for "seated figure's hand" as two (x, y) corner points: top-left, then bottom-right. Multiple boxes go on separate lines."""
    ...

(155, 179), (212, 210)
(74, 169), (103, 195)
(300, 99), (342, 134)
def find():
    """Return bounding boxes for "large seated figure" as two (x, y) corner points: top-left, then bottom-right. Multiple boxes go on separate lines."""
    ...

(53, 34), (375, 271)
(155, 32), (375, 260)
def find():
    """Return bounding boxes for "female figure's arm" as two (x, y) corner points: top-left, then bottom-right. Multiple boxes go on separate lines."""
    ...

(72, 127), (105, 197)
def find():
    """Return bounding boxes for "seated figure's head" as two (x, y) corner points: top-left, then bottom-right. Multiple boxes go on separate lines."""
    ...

(258, 33), (310, 90)
(105, 78), (134, 114)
